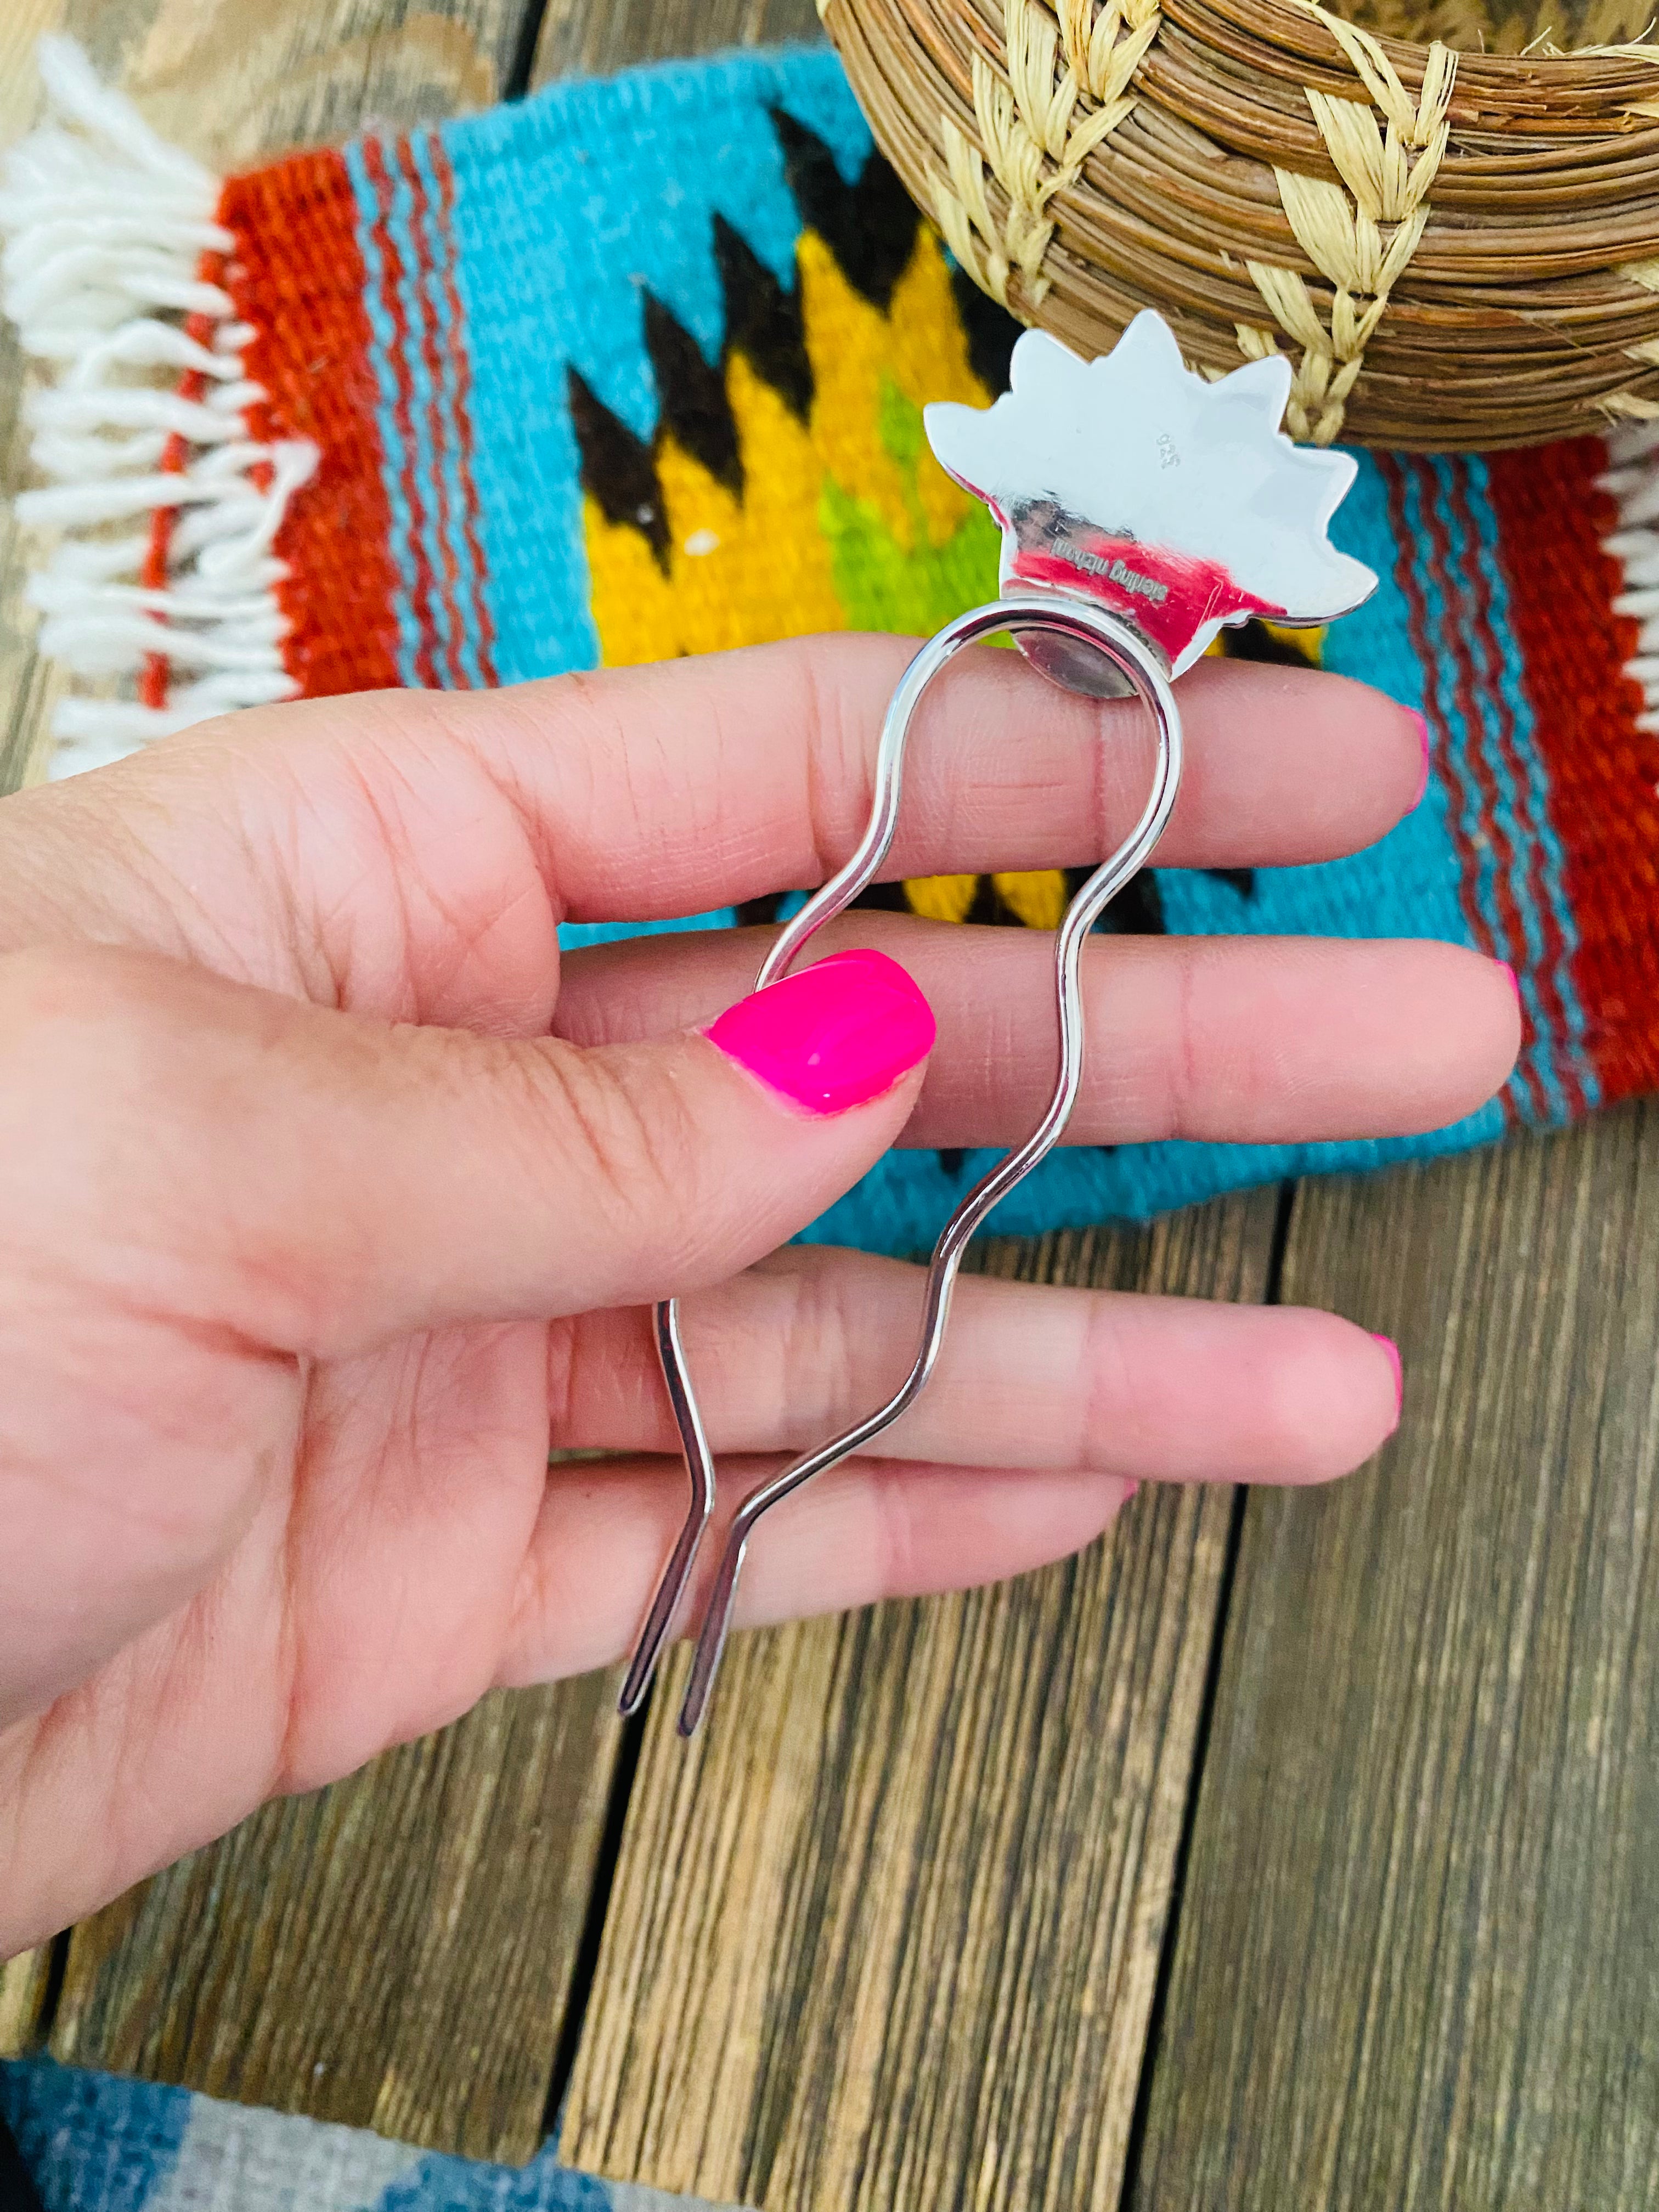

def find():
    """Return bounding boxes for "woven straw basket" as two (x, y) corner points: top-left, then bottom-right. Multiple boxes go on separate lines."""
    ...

(819, 0), (1659, 448)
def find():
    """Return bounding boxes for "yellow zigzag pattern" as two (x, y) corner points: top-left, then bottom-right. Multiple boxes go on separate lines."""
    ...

(579, 227), (1069, 931)
(583, 230), (975, 656)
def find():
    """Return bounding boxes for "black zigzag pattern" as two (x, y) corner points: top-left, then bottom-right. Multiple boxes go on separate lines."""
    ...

(738, 867), (1252, 938)
(1220, 619), (1321, 669)
(716, 215), (813, 421)
(769, 107), (923, 313)
(568, 114), (943, 572)
(950, 263), (1020, 400)
(567, 369), (670, 566)
(642, 293), (743, 497)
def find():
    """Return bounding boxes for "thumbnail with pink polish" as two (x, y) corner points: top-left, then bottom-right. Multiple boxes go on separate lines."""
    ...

(1410, 710), (1431, 810)
(705, 948), (936, 1116)
(1370, 1331), (1403, 1421)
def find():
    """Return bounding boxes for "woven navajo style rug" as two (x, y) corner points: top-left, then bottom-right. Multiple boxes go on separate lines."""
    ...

(6, 39), (1659, 1251)
(0, 2055), (720, 2212)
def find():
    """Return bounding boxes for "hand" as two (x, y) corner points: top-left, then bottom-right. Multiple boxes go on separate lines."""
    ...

(0, 636), (1516, 1950)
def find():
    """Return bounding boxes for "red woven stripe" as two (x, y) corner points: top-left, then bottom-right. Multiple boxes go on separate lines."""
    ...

(218, 149), (400, 697)
(1487, 439), (1659, 1105)
(1446, 461), (1587, 1118)
(360, 136), (440, 689)
(405, 137), (466, 688)
(1415, 456), (1547, 1119)
(432, 136), (499, 686)
(1379, 454), (1516, 1126)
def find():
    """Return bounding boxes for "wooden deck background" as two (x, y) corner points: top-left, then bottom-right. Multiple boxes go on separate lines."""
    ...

(2, 4), (1656, 2207)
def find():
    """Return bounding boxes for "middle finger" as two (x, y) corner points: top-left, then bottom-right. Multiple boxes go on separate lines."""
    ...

(554, 915), (1518, 1148)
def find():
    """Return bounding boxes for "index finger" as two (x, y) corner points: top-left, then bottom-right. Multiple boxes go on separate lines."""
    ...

(325, 631), (1424, 923)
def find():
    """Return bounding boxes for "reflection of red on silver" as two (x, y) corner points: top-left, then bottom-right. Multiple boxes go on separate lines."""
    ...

(925, 314), (1376, 676)
(1001, 502), (1285, 669)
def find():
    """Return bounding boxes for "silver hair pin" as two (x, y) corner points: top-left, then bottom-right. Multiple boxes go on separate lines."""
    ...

(621, 309), (1376, 1735)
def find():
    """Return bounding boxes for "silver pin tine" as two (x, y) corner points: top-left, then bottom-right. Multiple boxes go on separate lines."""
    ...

(674, 598), (1182, 1732)
(616, 1297), (715, 1714)
(618, 645), (924, 1716)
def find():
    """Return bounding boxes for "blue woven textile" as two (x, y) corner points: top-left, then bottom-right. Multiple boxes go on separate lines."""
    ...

(0, 2060), (734, 2212)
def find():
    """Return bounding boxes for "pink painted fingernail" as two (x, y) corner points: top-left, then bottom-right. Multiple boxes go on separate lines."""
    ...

(1370, 1332), (1403, 1427)
(1497, 960), (1521, 1006)
(705, 949), (935, 1116)
(1409, 710), (1431, 809)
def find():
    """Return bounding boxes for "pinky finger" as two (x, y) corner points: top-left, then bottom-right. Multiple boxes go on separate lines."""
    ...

(496, 1453), (1139, 1690)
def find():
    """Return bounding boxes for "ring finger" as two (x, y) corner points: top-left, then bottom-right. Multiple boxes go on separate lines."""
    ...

(547, 1245), (1401, 1481)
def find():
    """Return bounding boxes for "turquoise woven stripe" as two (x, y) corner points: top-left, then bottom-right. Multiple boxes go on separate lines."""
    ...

(382, 136), (462, 689)
(1398, 457), (1521, 966)
(338, 136), (422, 681)
(409, 127), (492, 690)
(342, 138), (425, 689)
(1462, 453), (1599, 1117)
(560, 907), (736, 949)
(1432, 454), (1566, 1119)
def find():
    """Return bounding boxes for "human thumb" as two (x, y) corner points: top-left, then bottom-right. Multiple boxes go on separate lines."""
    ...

(0, 944), (935, 1359)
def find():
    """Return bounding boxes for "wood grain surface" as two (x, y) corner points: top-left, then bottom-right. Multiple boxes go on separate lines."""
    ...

(1, 0), (69, 150)
(1127, 1104), (1659, 2212)
(1, 0), (72, 798)
(52, 1678), (621, 2163)
(0, 1951), (53, 2059)
(533, 0), (821, 82)
(563, 1198), (1277, 2210)
(57, 0), (528, 168)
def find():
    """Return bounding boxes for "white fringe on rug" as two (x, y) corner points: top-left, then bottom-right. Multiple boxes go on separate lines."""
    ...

(1602, 420), (1659, 737)
(0, 37), (317, 779)
(3, 42), (1658, 780)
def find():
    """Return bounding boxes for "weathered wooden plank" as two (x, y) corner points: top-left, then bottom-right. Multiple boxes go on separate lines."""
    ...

(1127, 1103), (1659, 2212)
(58, 0), (528, 168)
(564, 1193), (1277, 2210)
(533, 0), (822, 83)
(0, 1951), (54, 2059)
(52, 1677), (621, 2162)
(1, 0), (69, 149)
(1, 0), (71, 799)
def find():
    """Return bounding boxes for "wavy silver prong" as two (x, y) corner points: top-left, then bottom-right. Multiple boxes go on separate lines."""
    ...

(617, 1297), (716, 1714)
(631, 598), (1183, 1736)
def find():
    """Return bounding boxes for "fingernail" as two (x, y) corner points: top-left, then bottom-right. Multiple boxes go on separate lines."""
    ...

(1409, 710), (1431, 810)
(705, 948), (935, 1116)
(1370, 1332), (1403, 1428)
(1497, 959), (1521, 1007)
